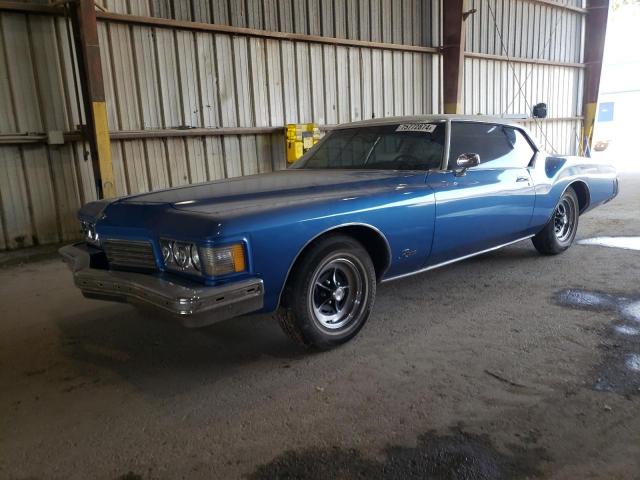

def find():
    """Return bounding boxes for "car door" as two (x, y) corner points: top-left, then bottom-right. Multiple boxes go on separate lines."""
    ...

(426, 122), (536, 265)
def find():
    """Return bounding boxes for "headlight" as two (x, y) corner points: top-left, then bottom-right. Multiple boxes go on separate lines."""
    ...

(81, 221), (100, 246)
(200, 244), (246, 276)
(161, 243), (172, 263)
(160, 239), (246, 277)
(160, 239), (202, 274)
(190, 245), (200, 271)
(173, 242), (190, 268)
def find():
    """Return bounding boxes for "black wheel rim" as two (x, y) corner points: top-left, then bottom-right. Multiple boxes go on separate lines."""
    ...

(554, 196), (576, 242)
(309, 257), (365, 330)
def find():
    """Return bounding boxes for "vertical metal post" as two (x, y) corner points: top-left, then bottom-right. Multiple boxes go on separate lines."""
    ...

(582, 0), (609, 155)
(442, 0), (465, 114)
(71, 0), (116, 198)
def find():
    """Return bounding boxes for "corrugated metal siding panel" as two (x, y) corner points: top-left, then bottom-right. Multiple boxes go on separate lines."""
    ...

(521, 118), (582, 155)
(555, 0), (585, 8)
(463, 58), (583, 118)
(0, 146), (31, 249)
(465, 0), (584, 63)
(95, 19), (440, 132)
(0, 141), (96, 249)
(1, 0), (540, 252)
(462, 0), (584, 155)
(462, 56), (583, 154)
(142, 0), (436, 46)
(0, 10), (93, 250)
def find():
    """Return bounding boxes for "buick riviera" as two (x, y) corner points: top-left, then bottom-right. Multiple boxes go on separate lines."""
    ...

(60, 115), (619, 348)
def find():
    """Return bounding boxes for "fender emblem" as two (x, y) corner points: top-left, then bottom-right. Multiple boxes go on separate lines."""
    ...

(400, 248), (417, 259)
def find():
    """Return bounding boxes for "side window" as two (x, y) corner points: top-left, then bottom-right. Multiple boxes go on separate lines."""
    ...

(448, 123), (536, 169)
(506, 128), (537, 168)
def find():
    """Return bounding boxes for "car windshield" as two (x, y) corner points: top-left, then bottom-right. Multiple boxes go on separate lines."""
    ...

(292, 123), (445, 170)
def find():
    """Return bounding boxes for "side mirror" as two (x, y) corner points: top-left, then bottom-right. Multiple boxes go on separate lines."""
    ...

(454, 153), (480, 176)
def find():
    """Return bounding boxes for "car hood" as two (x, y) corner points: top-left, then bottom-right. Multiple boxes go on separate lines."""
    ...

(118, 169), (428, 218)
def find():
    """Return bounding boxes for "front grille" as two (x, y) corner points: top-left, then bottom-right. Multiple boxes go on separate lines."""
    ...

(103, 239), (157, 271)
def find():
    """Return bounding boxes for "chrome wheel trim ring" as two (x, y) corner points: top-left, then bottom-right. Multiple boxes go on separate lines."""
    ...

(309, 256), (366, 330)
(554, 196), (575, 242)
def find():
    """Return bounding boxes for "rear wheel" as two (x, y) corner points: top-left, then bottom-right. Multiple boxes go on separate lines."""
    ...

(275, 234), (376, 349)
(532, 187), (579, 255)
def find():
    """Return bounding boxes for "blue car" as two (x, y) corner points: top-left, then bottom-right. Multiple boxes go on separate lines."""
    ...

(60, 115), (619, 348)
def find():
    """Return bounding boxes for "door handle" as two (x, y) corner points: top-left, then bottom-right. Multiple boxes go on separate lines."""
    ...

(516, 176), (529, 182)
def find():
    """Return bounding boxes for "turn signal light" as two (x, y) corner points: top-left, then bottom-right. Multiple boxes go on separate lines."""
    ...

(201, 243), (246, 276)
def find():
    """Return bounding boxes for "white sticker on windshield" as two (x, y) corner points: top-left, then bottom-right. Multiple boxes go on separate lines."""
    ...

(395, 123), (437, 133)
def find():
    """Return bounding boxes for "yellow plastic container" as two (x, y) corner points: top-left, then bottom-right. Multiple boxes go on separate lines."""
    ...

(286, 123), (321, 164)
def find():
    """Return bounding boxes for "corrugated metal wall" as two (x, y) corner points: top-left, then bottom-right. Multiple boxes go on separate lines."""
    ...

(0, 0), (440, 250)
(463, 0), (585, 154)
(98, 0), (441, 195)
(0, 11), (96, 251)
(0, 0), (589, 251)
(465, 0), (584, 62)
(145, 0), (438, 44)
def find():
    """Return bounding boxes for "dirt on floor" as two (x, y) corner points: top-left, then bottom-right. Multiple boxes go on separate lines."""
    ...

(1, 174), (639, 480)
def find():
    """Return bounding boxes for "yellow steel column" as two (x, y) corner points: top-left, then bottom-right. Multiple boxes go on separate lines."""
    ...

(72, 0), (116, 198)
(92, 101), (116, 197)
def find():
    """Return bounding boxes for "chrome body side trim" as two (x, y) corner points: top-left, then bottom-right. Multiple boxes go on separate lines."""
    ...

(381, 235), (535, 283)
(60, 244), (263, 328)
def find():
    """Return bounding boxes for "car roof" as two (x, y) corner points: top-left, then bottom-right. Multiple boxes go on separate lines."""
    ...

(330, 114), (542, 151)
(334, 114), (527, 130)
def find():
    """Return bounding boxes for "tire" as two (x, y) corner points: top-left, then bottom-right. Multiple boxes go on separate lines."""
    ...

(532, 187), (580, 255)
(275, 234), (377, 349)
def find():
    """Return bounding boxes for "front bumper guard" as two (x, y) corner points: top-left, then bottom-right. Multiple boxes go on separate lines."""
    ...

(59, 244), (264, 327)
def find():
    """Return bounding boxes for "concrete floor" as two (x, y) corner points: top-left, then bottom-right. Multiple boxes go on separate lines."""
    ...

(2, 174), (639, 480)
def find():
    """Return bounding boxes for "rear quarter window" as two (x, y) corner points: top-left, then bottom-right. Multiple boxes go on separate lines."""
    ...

(449, 122), (536, 169)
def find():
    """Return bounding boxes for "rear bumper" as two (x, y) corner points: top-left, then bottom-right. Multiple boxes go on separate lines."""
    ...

(59, 244), (264, 328)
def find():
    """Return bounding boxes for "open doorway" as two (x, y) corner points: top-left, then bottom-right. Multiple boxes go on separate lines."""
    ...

(592, 0), (640, 171)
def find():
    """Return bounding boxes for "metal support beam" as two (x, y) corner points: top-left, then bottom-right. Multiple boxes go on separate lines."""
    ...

(70, 0), (116, 198)
(0, 117), (584, 145)
(582, 0), (609, 155)
(442, 0), (465, 114)
(464, 52), (585, 69)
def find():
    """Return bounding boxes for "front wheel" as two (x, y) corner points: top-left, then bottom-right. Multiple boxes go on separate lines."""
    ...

(532, 187), (579, 255)
(275, 234), (376, 349)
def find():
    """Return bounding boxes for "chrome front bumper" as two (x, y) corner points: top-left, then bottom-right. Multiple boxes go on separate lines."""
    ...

(59, 244), (264, 328)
